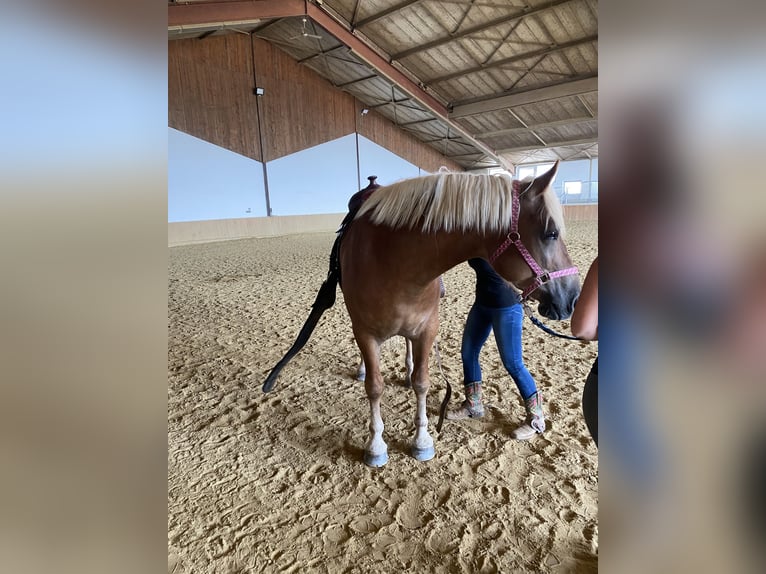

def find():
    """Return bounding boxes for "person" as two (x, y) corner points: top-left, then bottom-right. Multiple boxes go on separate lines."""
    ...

(447, 258), (544, 440)
(571, 256), (598, 446)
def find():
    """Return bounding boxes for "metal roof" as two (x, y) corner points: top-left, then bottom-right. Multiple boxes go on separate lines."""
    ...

(168, 0), (598, 170)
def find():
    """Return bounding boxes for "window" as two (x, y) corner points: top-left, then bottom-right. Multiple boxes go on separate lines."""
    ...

(517, 166), (536, 180)
(564, 181), (582, 195)
(517, 163), (554, 181)
(535, 163), (554, 176)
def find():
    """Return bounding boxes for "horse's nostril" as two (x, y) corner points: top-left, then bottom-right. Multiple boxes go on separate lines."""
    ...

(569, 295), (579, 314)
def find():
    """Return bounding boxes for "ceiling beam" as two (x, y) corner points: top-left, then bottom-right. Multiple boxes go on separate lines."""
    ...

(355, 0), (424, 29)
(391, 0), (575, 60)
(168, 0), (506, 168)
(450, 75), (597, 118)
(419, 137), (478, 150)
(304, 3), (505, 166)
(577, 93), (595, 117)
(368, 98), (412, 110)
(296, 44), (348, 64)
(335, 74), (378, 88)
(168, 0), (305, 26)
(167, 1), (447, 115)
(447, 152), (492, 160)
(306, 5), (449, 114)
(428, 34), (597, 84)
(497, 137), (598, 154)
(507, 108), (547, 147)
(399, 117), (441, 127)
(475, 116), (596, 138)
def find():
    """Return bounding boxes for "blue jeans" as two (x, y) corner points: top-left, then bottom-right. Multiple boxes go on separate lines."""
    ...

(461, 303), (537, 400)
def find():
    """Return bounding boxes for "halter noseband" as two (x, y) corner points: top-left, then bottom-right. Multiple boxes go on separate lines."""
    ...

(488, 180), (579, 300)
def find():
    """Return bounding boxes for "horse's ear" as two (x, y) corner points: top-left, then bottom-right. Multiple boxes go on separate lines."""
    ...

(531, 160), (559, 193)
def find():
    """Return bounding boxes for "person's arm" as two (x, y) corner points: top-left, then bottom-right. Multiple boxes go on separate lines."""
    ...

(571, 257), (598, 340)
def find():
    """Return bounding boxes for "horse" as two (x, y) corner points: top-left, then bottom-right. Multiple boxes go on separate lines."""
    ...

(356, 338), (413, 383)
(355, 277), (443, 383)
(262, 161), (580, 467)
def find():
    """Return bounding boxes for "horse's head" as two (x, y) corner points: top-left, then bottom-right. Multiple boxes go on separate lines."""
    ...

(491, 161), (581, 320)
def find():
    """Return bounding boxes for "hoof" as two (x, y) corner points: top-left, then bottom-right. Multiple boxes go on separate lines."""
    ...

(411, 445), (435, 462)
(363, 451), (388, 467)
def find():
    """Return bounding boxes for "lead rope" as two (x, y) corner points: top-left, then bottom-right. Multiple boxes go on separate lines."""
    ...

(522, 302), (583, 341)
(433, 338), (452, 435)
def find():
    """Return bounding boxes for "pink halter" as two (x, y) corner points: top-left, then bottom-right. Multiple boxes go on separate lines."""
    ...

(488, 180), (579, 301)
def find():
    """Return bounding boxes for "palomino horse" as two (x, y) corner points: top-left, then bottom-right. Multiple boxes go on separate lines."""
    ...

(356, 338), (412, 383)
(262, 162), (579, 467)
(356, 278), (442, 383)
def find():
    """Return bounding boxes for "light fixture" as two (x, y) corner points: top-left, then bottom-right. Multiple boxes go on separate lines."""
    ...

(361, 108), (369, 115)
(254, 87), (265, 96)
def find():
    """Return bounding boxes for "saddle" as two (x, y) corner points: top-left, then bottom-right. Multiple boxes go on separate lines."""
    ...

(330, 175), (380, 287)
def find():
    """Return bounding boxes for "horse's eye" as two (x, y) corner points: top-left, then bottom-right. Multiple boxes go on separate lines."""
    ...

(543, 230), (559, 241)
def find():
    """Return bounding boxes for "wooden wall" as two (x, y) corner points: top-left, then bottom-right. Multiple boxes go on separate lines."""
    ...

(255, 40), (356, 161)
(169, 34), (262, 160)
(354, 100), (461, 173)
(169, 213), (345, 246)
(169, 205), (596, 246)
(168, 34), (461, 171)
(562, 204), (598, 221)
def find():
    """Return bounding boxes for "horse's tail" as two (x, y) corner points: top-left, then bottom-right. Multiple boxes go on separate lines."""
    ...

(261, 175), (379, 393)
(261, 243), (340, 393)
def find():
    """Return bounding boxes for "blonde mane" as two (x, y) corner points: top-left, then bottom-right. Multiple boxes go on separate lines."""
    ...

(355, 172), (565, 236)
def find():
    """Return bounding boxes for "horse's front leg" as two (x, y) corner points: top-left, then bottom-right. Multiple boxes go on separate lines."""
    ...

(356, 334), (387, 467)
(404, 338), (414, 387)
(410, 333), (436, 462)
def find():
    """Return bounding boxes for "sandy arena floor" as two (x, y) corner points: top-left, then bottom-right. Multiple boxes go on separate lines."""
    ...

(168, 220), (598, 573)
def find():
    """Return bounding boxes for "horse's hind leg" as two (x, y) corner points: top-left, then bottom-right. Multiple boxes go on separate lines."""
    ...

(410, 335), (436, 462)
(358, 337), (412, 385)
(404, 338), (414, 387)
(356, 353), (366, 381)
(356, 334), (388, 467)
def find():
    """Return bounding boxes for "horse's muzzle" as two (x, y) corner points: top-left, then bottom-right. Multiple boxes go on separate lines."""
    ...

(537, 282), (580, 320)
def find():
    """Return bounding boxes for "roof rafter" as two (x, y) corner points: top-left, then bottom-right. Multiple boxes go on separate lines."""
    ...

(355, 0), (424, 29)
(168, 0), (527, 168)
(497, 137), (598, 154)
(450, 75), (598, 118)
(399, 117), (441, 127)
(578, 94), (595, 117)
(391, 0), (576, 60)
(335, 74), (378, 88)
(428, 34), (597, 84)
(419, 136), (478, 150)
(167, 0), (447, 115)
(296, 44), (346, 64)
(168, 0), (306, 25)
(475, 116), (596, 138)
